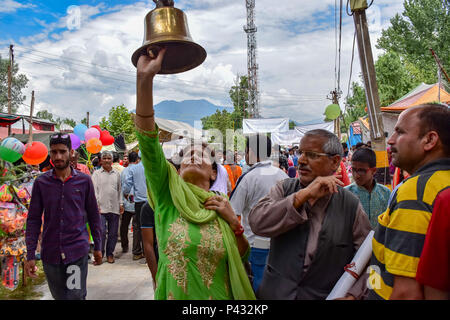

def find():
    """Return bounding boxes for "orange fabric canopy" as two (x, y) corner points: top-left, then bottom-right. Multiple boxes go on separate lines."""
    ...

(381, 83), (450, 112)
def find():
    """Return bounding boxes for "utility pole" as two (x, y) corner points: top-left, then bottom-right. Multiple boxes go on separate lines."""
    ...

(330, 90), (342, 140)
(430, 48), (450, 83)
(28, 91), (35, 143)
(7, 45), (14, 136)
(350, 0), (389, 186)
(87, 112), (90, 127)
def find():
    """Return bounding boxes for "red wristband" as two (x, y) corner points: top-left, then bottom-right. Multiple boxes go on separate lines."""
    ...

(234, 224), (244, 237)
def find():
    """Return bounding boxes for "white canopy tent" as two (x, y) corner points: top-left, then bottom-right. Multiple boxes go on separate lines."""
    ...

(271, 122), (335, 147)
(294, 122), (335, 136)
(271, 130), (303, 146)
(243, 118), (289, 134)
(155, 117), (203, 142)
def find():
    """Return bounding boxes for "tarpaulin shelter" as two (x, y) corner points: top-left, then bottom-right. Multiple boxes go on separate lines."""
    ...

(0, 113), (56, 140)
(381, 83), (450, 113)
(271, 130), (302, 146)
(154, 117), (203, 142)
(271, 122), (335, 146)
(0, 113), (22, 127)
(378, 83), (450, 138)
(294, 122), (335, 136)
(243, 118), (289, 134)
(348, 121), (363, 147)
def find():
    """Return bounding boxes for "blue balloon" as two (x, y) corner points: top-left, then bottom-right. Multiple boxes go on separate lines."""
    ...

(73, 124), (88, 141)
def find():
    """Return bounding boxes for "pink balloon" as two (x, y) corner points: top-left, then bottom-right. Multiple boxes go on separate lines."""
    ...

(84, 128), (101, 141)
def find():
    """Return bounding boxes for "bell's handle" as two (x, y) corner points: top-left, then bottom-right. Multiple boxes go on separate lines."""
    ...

(153, 0), (174, 8)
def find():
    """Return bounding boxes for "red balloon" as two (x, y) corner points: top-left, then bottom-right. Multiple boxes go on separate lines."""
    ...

(100, 131), (114, 146)
(23, 141), (48, 165)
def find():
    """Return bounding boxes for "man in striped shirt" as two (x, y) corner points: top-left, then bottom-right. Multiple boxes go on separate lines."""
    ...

(368, 103), (450, 300)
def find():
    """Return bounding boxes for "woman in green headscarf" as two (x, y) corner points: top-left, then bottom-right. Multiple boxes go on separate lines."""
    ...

(134, 48), (255, 300)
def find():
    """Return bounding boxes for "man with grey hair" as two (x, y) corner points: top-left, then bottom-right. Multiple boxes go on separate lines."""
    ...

(92, 151), (124, 263)
(249, 129), (372, 300)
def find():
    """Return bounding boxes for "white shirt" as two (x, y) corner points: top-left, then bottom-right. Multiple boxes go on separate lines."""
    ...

(230, 161), (288, 248)
(92, 168), (123, 215)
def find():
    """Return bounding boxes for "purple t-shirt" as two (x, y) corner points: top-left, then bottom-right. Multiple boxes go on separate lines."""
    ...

(25, 168), (102, 264)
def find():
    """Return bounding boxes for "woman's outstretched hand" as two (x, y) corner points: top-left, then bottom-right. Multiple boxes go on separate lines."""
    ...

(204, 195), (240, 231)
(137, 47), (167, 82)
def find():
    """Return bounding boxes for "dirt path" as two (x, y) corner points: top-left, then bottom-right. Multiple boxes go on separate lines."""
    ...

(35, 241), (155, 300)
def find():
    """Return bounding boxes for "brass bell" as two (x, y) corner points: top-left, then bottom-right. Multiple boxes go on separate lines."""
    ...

(131, 4), (207, 74)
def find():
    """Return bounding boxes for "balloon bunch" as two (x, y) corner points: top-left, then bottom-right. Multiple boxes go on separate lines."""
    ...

(72, 124), (115, 169)
(0, 137), (48, 166)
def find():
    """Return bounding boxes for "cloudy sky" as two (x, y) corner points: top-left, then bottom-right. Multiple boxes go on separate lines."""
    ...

(0, 0), (405, 125)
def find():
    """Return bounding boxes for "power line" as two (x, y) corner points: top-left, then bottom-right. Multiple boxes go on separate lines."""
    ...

(345, 30), (357, 113)
(15, 46), (326, 99)
(19, 54), (326, 101)
(337, 0), (343, 93)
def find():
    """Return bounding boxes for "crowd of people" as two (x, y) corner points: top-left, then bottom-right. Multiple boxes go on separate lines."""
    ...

(21, 47), (449, 301)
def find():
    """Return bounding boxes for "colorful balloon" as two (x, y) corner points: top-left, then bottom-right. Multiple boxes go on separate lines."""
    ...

(74, 124), (88, 140)
(84, 128), (101, 141)
(91, 125), (102, 134)
(69, 133), (81, 150)
(86, 138), (102, 154)
(22, 141), (48, 165)
(0, 138), (25, 163)
(324, 104), (341, 120)
(100, 130), (114, 146)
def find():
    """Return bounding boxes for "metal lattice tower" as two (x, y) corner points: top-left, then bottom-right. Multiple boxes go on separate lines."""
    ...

(244, 0), (260, 118)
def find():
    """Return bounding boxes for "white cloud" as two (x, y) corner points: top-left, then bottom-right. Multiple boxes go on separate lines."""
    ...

(0, 0), (35, 13)
(11, 0), (404, 126)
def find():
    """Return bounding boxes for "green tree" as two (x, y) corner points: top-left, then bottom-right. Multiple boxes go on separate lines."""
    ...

(342, 82), (368, 132)
(36, 110), (55, 121)
(201, 109), (233, 147)
(80, 118), (88, 126)
(201, 75), (250, 149)
(99, 104), (136, 143)
(0, 55), (29, 113)
(289, 120), (296, 130)
(229, 76), (250, 129)
(62, 118), (76, 128)
(375, 50), (420, 106)
(376, 0), (450, 85)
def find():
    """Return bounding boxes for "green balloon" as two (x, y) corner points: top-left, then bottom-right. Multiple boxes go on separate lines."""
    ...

(0, 146), (22, 163)
(324, 104), (341, 120)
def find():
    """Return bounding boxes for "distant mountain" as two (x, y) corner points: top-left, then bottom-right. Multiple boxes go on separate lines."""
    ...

(132, 99), (227, 127)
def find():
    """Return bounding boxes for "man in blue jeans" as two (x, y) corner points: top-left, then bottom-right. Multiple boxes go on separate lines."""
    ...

(123, 152), (148, 261)
(230, 134), (288, 291)
(25, 133), (103, 300)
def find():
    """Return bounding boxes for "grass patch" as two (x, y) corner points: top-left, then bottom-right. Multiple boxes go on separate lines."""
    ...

(0, 260), (46, 300)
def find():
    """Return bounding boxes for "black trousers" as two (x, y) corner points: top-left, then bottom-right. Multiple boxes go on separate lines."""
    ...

(120, 210), (135, 251)
(132, 201), (145, 255)
(43, 255), (88, 300)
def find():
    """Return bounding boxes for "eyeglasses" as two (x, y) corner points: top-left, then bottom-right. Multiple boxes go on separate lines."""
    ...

(351, 167), (369, 175)
(298, 150), (334, 160)
(51, 134), (69, 139)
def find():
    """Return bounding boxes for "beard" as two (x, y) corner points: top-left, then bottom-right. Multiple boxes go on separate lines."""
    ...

(53, 159), (70, 170)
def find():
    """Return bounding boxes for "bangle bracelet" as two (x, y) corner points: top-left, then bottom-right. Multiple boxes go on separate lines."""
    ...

(234, 224), (244, 237)
(135, 113), (155, 118)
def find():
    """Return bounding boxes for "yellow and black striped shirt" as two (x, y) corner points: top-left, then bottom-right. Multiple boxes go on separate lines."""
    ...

(368, 158), (450, 300)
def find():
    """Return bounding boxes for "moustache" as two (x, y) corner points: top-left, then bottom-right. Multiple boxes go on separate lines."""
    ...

(298, 165), (311, 172)
(390, 147), (398, 153)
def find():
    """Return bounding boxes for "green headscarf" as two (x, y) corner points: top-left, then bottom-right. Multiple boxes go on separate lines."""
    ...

(148, 160), (256, 300)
